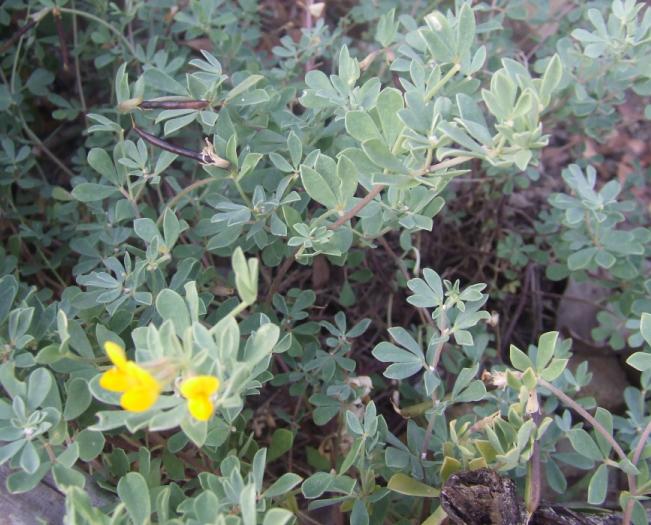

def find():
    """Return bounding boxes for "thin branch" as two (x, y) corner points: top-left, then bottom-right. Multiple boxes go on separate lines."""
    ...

(156, 177), (215, 225)
(328, 156), (472, 231)
(329, 184), (385, 230)
(58, 7), (137, 58)
(538, 376), (636, 525)
(632, 419), (651, 467)
(0, 8), (46, 54)
(71, 0), (87, 115)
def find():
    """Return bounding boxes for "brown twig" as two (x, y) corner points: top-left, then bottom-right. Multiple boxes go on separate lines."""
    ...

(52, 9), (70, 72)
(0, 18), (38, 55)
(329, 184), (385, 230)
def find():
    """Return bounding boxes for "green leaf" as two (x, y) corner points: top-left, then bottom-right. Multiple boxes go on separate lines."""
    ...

(361, 139), (406, 173)
(336, 154), (358, 207)
(455, 3), (476, 58)
(376, 88), (404, 146)
(163, 209), (181, 248)
(19, 441), (40, 474)
(156, 289), (190, 335)
(164, 113), (197, 135)
(422, 506), (448, 525)
(117, 472), (151, 525)
(540, 54), (563, 103)
(540, 358), (568, 381)
(27, 368), (52, 410)
(263, 472), (302, 498)
(267, 428), (294, 461)
(239, 485), (257, 525)
(225, 74), (264, 102)
(345, 111), (382, 143)
(6, 463), (50, 493)
(263, 509), (294, 525)
(52, 464), (86, 490)
(232, 247), (258, 305)
(567, 247), (597, 270)
(345, 410), (364, 435)
(440, 456), (462, 483)
(181, 417), (207, 447)
(640, 313), (651, 346)
(387, 473), (440, 497)
(72, 183), (119, 202)
(64, 378), (92, 420)
(339, 438), (362, 475)
(76, 429), (105, 461)
(568, 429), (603, 462)
(300, 165), (338, 209)
(144, 68), (187, 96)
(510, 345), (532, 371)
(351, 500), (369, 525)
(26, 68), (54, 96)
(88, 148), (119, 185)
(0, 441), (25, 465)
(587, 463), (608, 505)
(536, 331), (558, 371)
(302, 472), (335, 498)
(626, 352), (651, 372)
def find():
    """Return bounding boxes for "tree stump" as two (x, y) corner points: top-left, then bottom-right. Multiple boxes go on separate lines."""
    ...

(440, 469), (648, 525)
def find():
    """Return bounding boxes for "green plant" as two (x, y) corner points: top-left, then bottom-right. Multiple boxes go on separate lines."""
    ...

(1, 1), (650, 524)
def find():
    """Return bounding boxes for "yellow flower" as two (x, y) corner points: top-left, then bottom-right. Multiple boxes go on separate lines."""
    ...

(99, 341), (160, 412)
(180, 375), (220, 421)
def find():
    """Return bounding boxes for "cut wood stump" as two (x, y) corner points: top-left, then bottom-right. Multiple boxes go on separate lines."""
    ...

(440, 469), (649, 525)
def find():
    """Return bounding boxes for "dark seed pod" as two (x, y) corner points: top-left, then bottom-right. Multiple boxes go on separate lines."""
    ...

(139, 100), (210, 110)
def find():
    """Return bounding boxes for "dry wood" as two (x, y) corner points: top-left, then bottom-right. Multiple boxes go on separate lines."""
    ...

(441, 469), (650, 525)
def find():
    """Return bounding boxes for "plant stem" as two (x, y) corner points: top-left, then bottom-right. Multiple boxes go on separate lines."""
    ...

(526, 407), (542, 516)
(329, 184), (385, 230)
(329, 156), (472, 231)
(156, 178), (215, 225)
(71, 0), (87, 115)
(538, 377), (636, 525)
(632, 419), (651, 467)
(622, 419), (651, 525)
(14, 110), (75, 179)
(420, 315), (448, 460)
(425, 63), (461, 100)
(57, 7), (138, 58)
(232, 176), (253, 207)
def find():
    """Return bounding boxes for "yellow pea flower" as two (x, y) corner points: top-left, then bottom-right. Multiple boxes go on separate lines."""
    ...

(99, 341), (161, 412)
(180, 375), (220, 421)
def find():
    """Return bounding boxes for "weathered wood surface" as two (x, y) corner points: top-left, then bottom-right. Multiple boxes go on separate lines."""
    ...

(440, 469), (650, 525)
(0, 464), (66, 524)
(0, 464), (113, 525)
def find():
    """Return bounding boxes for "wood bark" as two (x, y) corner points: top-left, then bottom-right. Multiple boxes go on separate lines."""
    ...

(440, 469), (649, 525)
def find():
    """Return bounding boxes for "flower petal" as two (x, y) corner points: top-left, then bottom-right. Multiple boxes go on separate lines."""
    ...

(180, 376), (220, 398)
(120, 386), (159, 412)
(99, 367), (133, 392)
(126, 362), (160, 390)
(104, 341), (128, 369)
(187, 396), (214, 421)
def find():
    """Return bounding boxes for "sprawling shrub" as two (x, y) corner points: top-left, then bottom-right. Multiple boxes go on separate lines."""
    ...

(1, 1), (650, 524)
